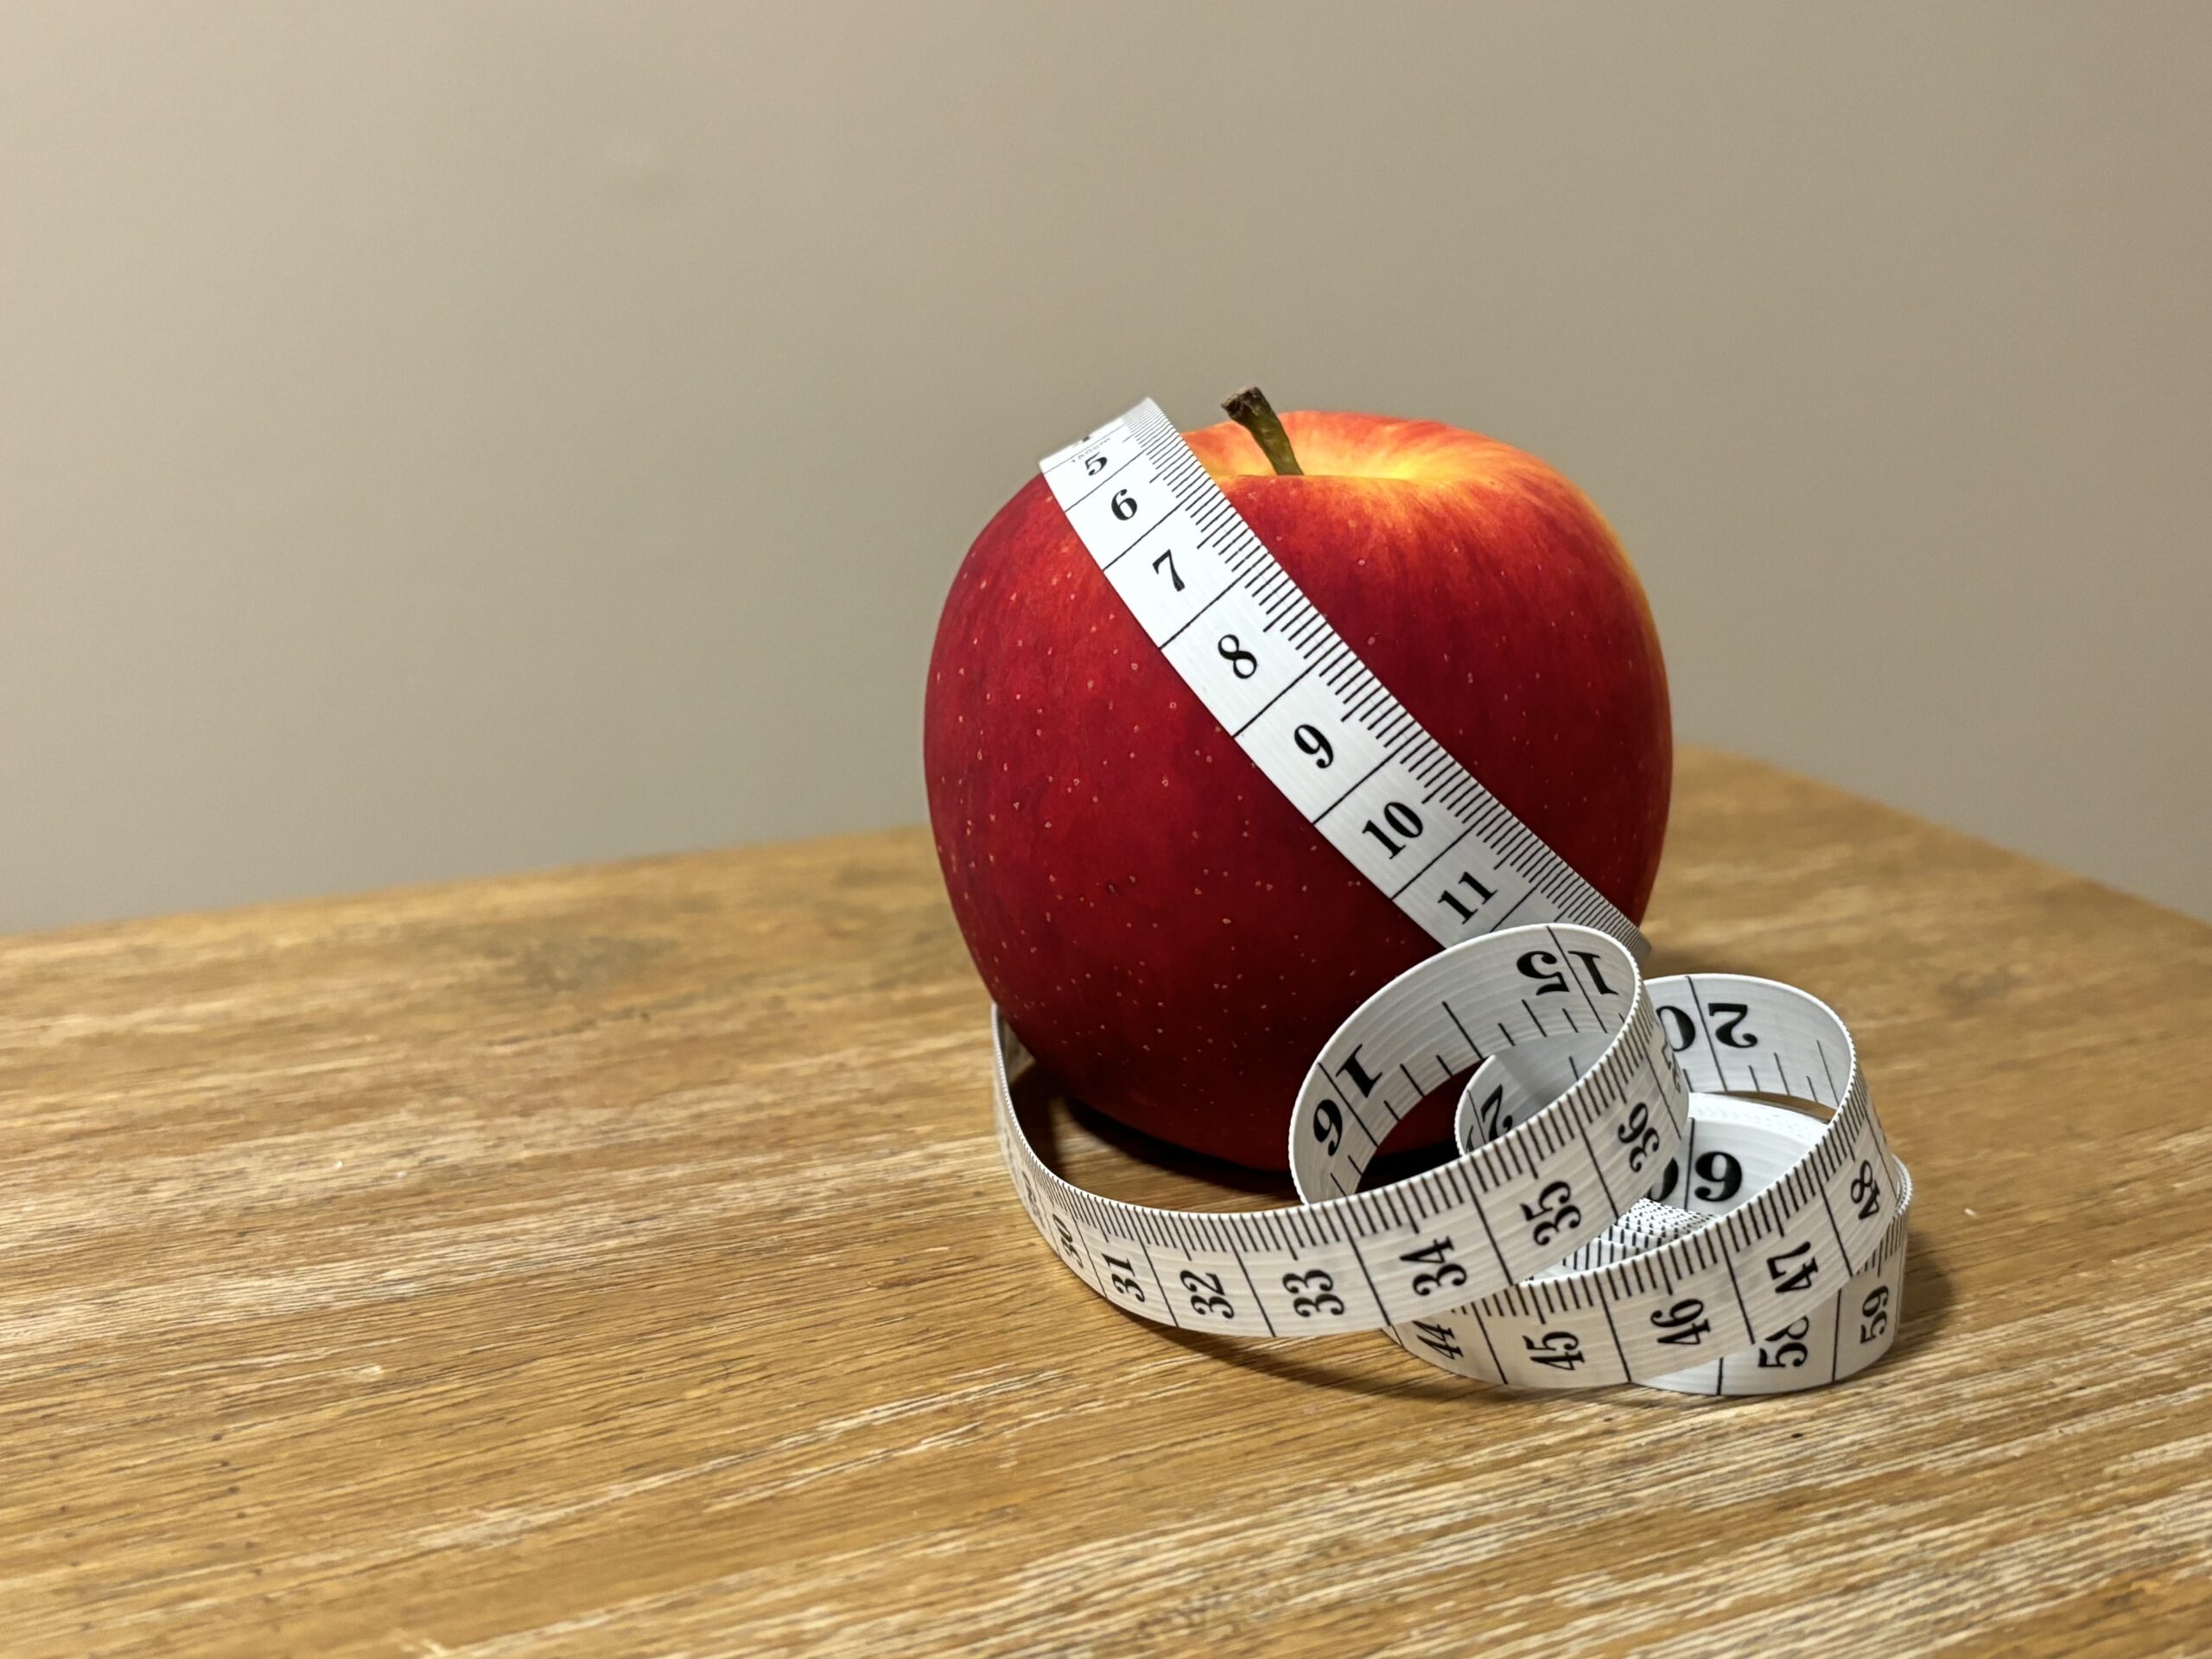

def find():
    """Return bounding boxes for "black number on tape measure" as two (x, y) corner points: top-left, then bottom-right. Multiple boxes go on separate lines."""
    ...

(1567, 949), (1618, 997)
(1084, 452), (1108, 475)
(1765, 1240), (1821, 1294)
(1152, 549), (1184, 592)
(1102, 1255), (1147, 1301)
(1412, 1320), (1464, 1360)
(1616, 1102), (1662, 1173)
(1522, 1331), (1586, 1370)
(1336, 1046), (1382, 1098)
(1312, 1098), (1344, 1156)
(1360, 802), (1423, 858)
(1179, 1268), (1235, 1319)
(1217, 634), (1259, 678)
(1109, 487), (1138, 521)
(1649, 1298), (1712, 1346)
(1293, 723), (1334, 768)
(1437, 869), (1497, 922)
(1851, 1158), (1883, 1219)
(1520, 1180), (1582, 1247)
(1859, 1284), (1892, 1341)
(1402, 1236), (1468, 1297)
(1693, 1150), (1744, 1204)
(1710, 1002), (1758, 1047)
(1472, 1082), (1510, 1139)
(1658, 1006), (1697, 1052)
(1649, 1157), (1681, 1203)
(1052, 1215), (1081, 1263)
(1758, 1316), (1814, 1370)
(1283, 1269), (1345, 1319)
(1516, 950), (1570, 995)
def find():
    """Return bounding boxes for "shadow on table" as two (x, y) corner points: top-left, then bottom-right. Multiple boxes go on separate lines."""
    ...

(1154, 1322), (1478, 1402)
(1892, 1237), (1956, 1368)
(1015, 1068), (1473, 1203)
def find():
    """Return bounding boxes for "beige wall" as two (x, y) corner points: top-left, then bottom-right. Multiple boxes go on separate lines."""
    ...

(3, 2), (2207, 934)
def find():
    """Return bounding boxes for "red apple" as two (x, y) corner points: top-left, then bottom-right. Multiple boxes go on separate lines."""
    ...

(925, 404), (1669, 1169)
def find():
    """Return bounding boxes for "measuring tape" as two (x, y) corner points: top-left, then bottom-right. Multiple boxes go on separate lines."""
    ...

(989, 399), (1911, 1395)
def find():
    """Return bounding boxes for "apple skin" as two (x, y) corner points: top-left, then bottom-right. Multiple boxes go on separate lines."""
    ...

(925, 410), (1669, 1170)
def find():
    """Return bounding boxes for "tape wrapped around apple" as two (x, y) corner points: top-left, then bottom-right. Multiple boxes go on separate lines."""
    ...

(924, 390), (1670, 1170)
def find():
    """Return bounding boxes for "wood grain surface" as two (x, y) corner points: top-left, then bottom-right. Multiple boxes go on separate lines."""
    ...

(2, 749), (2208, 1656)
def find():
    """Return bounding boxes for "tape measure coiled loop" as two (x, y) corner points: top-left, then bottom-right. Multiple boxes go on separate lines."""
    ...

(997, 925), (1910, 1395)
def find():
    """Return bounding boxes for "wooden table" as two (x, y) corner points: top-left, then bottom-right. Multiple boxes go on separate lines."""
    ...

(3, 750), (2208, 1656)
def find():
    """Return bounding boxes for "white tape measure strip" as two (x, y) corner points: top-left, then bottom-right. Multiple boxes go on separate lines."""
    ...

(1039, 400), (1647, 959)
(997, 929), (1912, 1394)
(993, 401), (1913, 1395)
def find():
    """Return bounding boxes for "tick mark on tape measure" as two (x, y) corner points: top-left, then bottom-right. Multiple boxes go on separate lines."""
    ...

(1313, 755), (1392, 824)
(1440, 1000), (1484, 1063)
(1230, 663), (1315, 737)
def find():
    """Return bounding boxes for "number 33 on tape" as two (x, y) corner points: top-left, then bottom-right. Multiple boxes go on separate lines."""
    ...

(988, 400), (1913, 1397)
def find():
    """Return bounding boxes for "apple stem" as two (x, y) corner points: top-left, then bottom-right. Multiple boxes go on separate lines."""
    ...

(1221, 386), (1306, 476)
